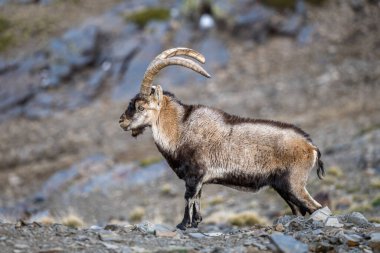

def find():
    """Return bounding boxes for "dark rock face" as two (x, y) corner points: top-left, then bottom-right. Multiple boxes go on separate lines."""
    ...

(44, 25), (99, 87)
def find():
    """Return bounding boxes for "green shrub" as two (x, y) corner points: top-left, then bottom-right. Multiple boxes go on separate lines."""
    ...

(125, 8), (170, 28)
(0, 16), (13, 52)
(262, 0), (327, 9)
(372, 195), (380, 207)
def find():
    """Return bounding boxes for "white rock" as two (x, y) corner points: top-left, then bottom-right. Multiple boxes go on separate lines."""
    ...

(309, 206), (332, 223)
(204, 232), (223, 237)
(199, 14), (215, 30)
(324, 217), (343, 228)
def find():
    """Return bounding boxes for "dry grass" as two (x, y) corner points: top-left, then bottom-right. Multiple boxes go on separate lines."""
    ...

(327, 166), (343, 177)
(61, 213), (85, 228)
(228, 211), (266, 227)
(208, 195), (225, 206)
(129, 206), (145, 223)
(38, 216), (55, 225)
(160, 183), (174, 196)
(370, 178), (380, 189)
(139, 156), (162, 167)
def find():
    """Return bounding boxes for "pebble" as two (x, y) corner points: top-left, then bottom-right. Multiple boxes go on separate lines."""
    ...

(188, 232), (206, 239)
(275, 223), (285, 232)
(155, 230), (178, 238)
(324, 217), (344, 228)
(270, 233), (308, 253)
(309, 206), (332, 223)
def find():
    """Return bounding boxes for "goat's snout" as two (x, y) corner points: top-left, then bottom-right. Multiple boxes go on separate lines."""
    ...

(119, 114), (131, 131)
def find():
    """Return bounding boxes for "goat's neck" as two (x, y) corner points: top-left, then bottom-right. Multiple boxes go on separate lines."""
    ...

(152, 96), (181, 154)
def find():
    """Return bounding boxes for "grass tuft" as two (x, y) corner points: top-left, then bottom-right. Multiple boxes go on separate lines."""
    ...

(125, 8), (170, 28)
(208, 195), (225, 206)
(61, 213), (85, 228)
(327, 166), (343, 177)
(129, 206), (145, 222)
(372, 195), (380, 208)
(139, 156), (162, 167)
(228, 211), (265, 227)
(0, 16), (13, 52)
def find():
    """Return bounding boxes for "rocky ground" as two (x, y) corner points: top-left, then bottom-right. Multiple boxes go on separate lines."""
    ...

(1, 208), (380, 253)
(0, 0), (380, 252)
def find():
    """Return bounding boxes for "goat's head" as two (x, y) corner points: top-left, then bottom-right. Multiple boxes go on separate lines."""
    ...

(119, 47), (211, 137)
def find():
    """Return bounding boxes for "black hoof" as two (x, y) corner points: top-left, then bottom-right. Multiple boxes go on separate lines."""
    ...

(176, 223), (187, 230)
(193, 215), (202, 223)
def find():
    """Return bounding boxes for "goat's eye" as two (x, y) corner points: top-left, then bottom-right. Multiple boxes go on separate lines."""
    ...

(138, 105), (145, 111)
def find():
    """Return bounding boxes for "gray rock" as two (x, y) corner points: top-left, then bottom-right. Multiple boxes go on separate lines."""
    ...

(114, 40), (163, 100)
(100, 242), (120, 250)
(270, 233), (308, 253)
(297, 25), (315, 45)
(233, 4), (275, 41)
(274, 215), (297, 226)
(0, 88), (35, 112)
(278, 14), (304, 36)
(309, 206), (332, 223)
(234, 4), (274, 28)
(340, 233), (361, 247)
(19, 52), (49, 73)
(188, 232), (206, 239)
(98, 231), (124, 242)
(172, 23), (193, 47)
(346, 212), (370, 227)
(110, 35), (141, 80)
(61, 25), (99, 68)
(369, 233), (380, 251)
(0, 58), (18, 74)
(46, 25), (99, 86)
(198, 35), (229, 71)
(85, 69), (107, 98)
(135, 221), (156, 234)
(324, 217), (343, 228)
(295, 0), (306, 15)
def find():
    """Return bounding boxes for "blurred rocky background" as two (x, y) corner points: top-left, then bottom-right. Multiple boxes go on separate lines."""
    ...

(0, 0), (380, 252)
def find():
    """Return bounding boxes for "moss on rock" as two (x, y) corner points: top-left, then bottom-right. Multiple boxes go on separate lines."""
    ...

(125, 8), (170, 28)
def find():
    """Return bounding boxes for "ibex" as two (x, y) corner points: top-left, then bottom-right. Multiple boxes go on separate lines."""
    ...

(119, 48), (324, 230)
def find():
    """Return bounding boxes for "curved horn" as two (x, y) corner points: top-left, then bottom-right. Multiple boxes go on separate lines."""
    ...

(140, 54), (211, 97)
(154, 47), (206, 63)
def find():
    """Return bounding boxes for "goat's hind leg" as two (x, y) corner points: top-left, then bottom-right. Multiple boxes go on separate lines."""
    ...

(291, 185), (322, 214)
(273, 187), (302, 216)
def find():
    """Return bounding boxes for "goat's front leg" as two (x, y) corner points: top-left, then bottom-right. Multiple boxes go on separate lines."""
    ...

(177, 179), (202, 230)
(192, 189), (202, 228)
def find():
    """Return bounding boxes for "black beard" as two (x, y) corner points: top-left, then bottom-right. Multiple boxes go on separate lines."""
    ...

(131, 126), (147, 137)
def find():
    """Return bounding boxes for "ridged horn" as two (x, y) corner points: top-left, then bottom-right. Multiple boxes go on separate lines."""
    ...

(140, 49), (210, 97)
(154, 47), (206, 63)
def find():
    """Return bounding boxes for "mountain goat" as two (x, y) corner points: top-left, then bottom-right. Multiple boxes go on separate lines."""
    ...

(119, 48), (324, 230)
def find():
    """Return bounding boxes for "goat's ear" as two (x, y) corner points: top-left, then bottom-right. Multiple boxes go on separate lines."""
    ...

(154, 85), (163, 106)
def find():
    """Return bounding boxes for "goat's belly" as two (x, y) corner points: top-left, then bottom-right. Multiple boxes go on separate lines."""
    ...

(204, 168), (268, 191)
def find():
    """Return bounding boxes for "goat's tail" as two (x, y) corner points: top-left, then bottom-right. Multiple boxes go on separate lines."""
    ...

(315, 148), (325, 180)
